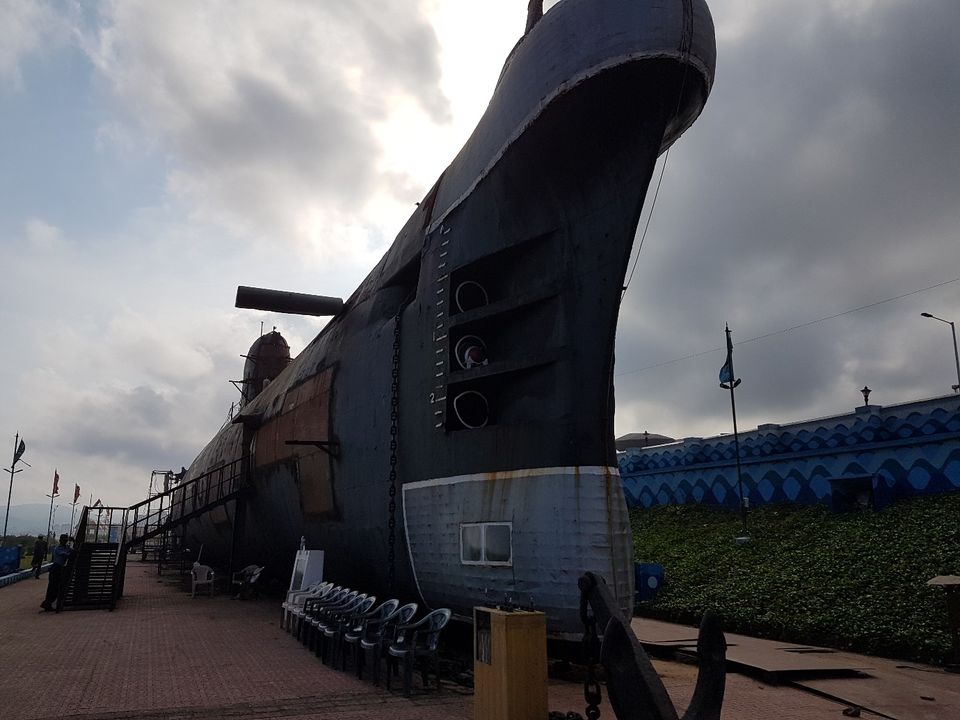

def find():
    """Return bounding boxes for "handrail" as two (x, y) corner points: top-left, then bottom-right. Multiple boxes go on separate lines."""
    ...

(76, 506), (126, 544)
(58, 507), (89, 609)
(114, 511), (124, 567)
(75, 507), (89, 546)
(111, 509), (129, 606)
(60, 457), (250, 609)
(120, 455), (249, 549)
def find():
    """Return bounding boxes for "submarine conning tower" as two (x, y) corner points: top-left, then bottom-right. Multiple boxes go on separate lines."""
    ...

(241, 330), (291, 405)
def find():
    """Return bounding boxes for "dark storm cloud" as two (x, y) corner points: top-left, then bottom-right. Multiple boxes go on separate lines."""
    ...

(614, 0), (960, 436)
(55, 385), (198, 468)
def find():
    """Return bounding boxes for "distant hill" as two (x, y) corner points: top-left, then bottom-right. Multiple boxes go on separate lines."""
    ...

(0, 503), (74, 535)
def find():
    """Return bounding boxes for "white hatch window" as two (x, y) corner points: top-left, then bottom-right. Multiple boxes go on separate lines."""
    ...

(460, 522), (513, 566)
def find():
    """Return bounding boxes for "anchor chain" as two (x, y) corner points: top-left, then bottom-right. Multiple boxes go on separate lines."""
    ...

(580, 579), (603, 720)
(387, 309), (402, 593)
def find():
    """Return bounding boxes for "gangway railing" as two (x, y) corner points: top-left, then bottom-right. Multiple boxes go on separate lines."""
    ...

(123, 455), (248, 548)
(61, 456), (250, 609)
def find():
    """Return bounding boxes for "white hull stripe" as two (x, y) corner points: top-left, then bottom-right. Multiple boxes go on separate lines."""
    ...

(403, 465), (620, 492)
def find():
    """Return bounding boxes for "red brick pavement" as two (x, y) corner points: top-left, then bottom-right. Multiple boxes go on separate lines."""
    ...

(0, 563), (846, 719)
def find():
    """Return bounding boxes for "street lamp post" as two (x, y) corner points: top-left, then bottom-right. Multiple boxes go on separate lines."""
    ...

(921, 313), (960, 393)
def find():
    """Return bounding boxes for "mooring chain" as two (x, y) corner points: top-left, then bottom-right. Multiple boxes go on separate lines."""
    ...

(387, 309), (402, 593)
(580, 580), (603, 719)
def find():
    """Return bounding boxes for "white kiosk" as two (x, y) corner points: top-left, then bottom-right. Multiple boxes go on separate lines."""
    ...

(288, 548), (325, 594)
(280, 539), (326, 632)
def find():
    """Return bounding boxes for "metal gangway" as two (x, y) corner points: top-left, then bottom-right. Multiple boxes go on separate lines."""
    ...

(59, 457), (249, 610)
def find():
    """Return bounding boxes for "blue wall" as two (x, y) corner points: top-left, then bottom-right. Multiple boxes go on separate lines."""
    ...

(0, 546), (21, 576)
(619, 395), (960, 510)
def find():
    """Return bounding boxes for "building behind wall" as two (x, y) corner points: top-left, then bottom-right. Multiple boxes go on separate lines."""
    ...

(619, 394), (960, 511)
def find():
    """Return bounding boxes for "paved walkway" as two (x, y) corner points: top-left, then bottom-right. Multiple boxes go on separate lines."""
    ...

(0, 563), (854, 719)
(634, 617), (960, 720)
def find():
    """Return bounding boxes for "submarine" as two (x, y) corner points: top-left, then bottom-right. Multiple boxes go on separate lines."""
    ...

(174, 0), (716, 636)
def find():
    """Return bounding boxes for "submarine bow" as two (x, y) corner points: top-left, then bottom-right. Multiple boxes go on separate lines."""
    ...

(177, 0), (716, 636)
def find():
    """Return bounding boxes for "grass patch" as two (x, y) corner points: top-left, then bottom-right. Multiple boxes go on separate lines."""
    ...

(631, 492), (960, 665)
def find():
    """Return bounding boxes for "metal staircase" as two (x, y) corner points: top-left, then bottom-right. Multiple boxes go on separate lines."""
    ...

(59, 456), (248, 611)
(61, 541), (119, 609)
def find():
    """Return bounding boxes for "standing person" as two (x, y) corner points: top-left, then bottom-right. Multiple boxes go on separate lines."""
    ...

(31, 535), (48, 579)
(40, 534), (73, 612)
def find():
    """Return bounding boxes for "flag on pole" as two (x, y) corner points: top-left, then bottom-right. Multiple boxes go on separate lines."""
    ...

(14, 438), (25, 463)
(74, 484), (81, 503)
(719, 324), (741, 389)
(52, 470), (60, 496)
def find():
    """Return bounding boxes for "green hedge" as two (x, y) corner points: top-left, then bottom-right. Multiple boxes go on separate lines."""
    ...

(630, 492), (960, 664)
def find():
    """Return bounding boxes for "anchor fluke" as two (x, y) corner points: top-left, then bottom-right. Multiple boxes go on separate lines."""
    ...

(580, 572), (727, 720)
(682, 612), (726, 720)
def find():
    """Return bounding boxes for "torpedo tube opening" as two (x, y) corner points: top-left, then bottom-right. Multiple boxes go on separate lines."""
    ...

(454, 335), (488, 370)
(454, 281), (489, 314)
(452, 391), (489, 429)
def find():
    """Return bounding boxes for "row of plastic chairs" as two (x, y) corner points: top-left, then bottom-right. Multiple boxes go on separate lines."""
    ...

(280, 581), (452, 696)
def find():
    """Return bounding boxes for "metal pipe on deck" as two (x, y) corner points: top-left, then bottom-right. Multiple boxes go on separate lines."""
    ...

(235, 286), (343, 317)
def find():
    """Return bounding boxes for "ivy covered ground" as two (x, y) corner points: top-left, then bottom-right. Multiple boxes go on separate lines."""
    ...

(630, 492), (960, 665)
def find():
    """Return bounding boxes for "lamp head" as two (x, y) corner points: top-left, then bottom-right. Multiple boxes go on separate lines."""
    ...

(921, 312), (933, 318)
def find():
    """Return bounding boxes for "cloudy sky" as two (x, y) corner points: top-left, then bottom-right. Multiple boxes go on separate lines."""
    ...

(1, 0), (958, 510)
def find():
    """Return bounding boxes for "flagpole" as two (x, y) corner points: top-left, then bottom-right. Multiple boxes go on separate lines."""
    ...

(727, 373), (748, 538)
(3, 433), (26, 547)
(69, 485), (80, 536)
(46, 492), (56, 544)
(720, 325), (749, 539)
(2, 434), (17, 546)
(45, 470), (59, 545)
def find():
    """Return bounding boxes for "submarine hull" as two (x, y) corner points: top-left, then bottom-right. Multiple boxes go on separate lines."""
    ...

(177, 0), (716, 636)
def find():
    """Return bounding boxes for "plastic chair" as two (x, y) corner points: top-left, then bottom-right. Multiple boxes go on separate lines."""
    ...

(387, 608), (451, 696)
(233, 564), (259, 585)
(343, 599), (399, 675)
(191, 562), (215, 598)
(281, 581), (331, 630)
(312, 592), (366, 657)
(293, 585), (345, 640)
(322, 595), (376, 666)
(232, 564), (264, 599)
(304, 590), (358, 648)
(357, 601), (416, 684)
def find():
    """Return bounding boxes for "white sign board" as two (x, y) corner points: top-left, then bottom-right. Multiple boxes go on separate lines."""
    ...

(288, 549), (325, 593)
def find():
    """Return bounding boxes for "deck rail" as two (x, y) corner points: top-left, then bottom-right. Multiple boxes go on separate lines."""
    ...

(61, 456), (250, 609)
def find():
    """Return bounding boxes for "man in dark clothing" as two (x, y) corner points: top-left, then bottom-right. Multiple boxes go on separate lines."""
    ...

(31, 535), (48, 579)
(41, 534), (73, 612)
